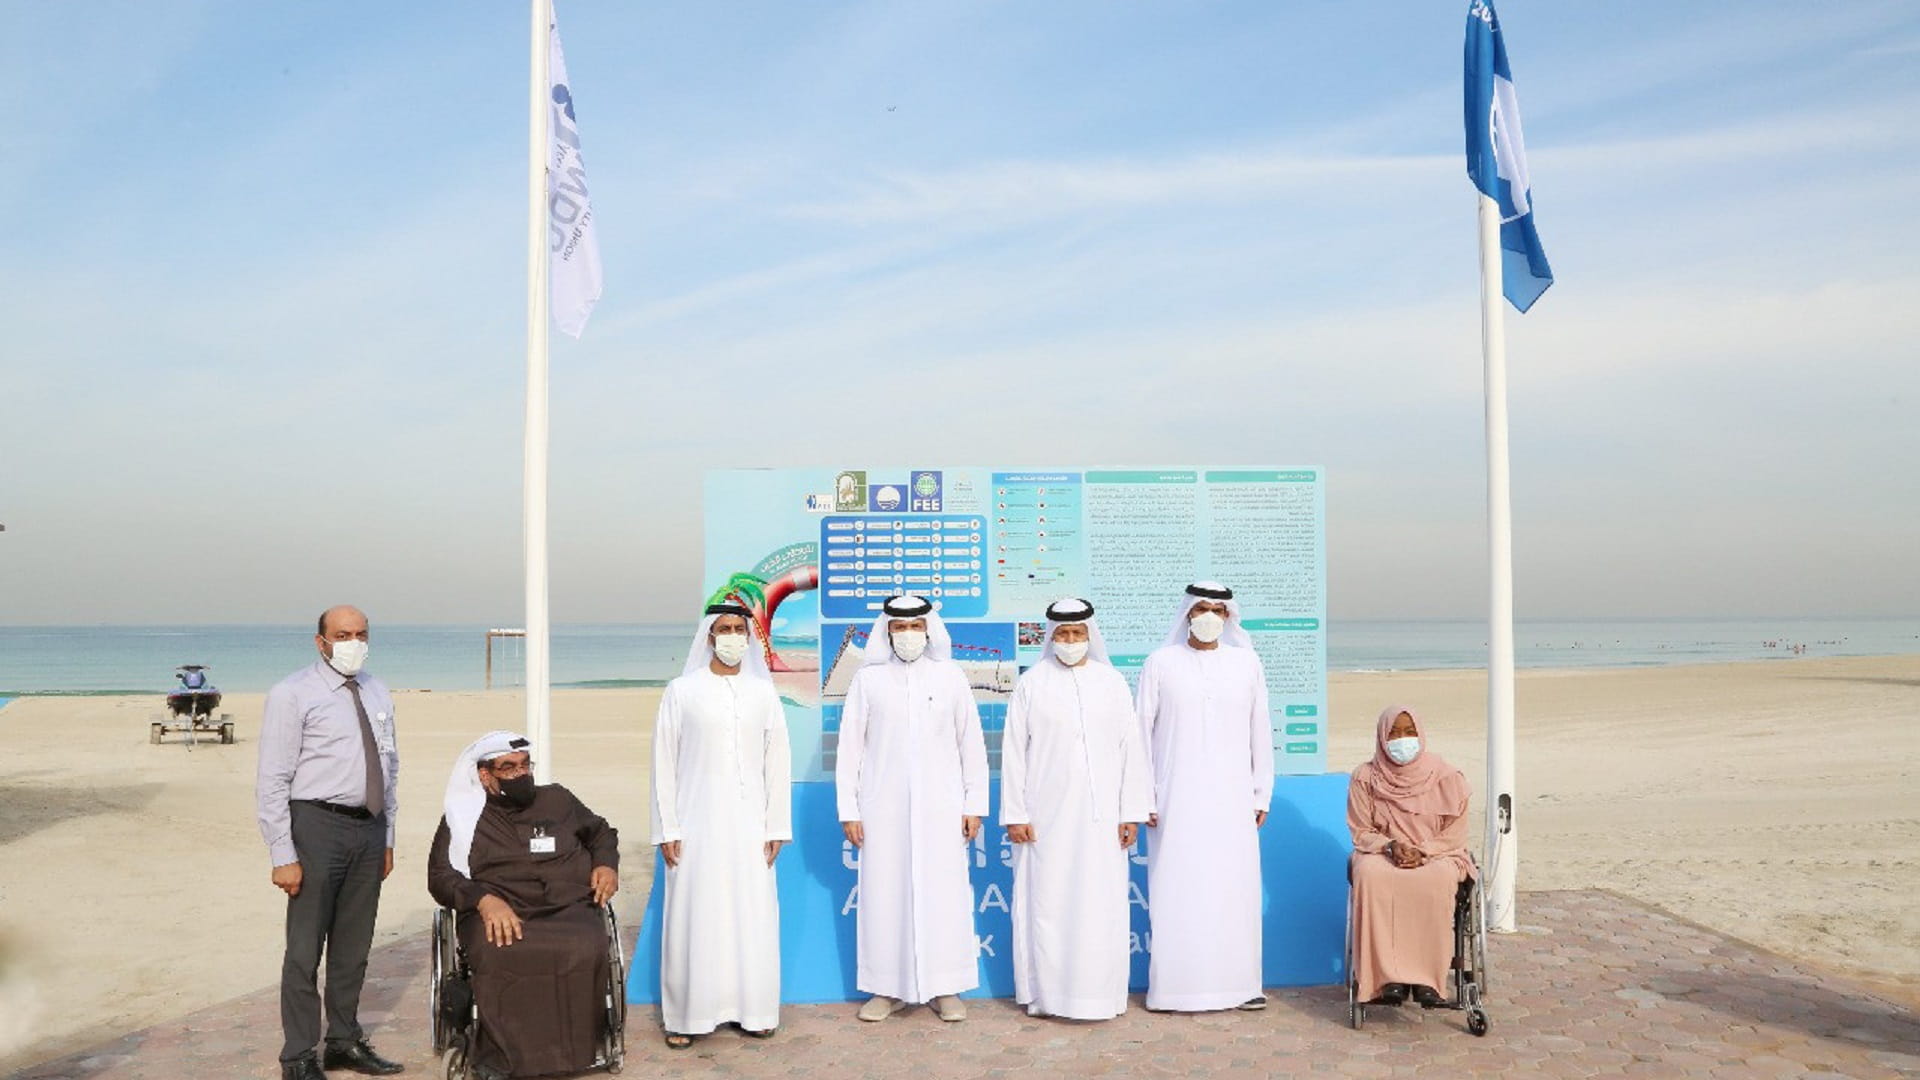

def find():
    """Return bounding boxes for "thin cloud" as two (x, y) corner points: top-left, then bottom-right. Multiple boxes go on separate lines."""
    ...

(1854, 37), (1920, 57)
(786, 148), (1448, 226)
(787, 95), (1920, 231)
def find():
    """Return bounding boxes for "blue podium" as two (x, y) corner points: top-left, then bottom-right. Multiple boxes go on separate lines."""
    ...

(627, 774), (1352, 1006)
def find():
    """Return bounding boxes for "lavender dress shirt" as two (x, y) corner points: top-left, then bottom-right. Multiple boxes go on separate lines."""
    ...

(256, 659), (399, 866)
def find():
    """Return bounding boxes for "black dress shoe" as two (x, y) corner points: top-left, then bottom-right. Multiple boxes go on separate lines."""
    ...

(280, 1053), (325, 1080)
(1411, 984), (1446, 1008)
(1371, 983), (1409, 1006)
(323, 1039), (405, 1075)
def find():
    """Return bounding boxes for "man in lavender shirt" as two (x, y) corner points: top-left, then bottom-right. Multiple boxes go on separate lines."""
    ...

(256, 606), (404, 1079)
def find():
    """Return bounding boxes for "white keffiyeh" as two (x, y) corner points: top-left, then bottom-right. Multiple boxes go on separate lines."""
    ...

(1159, 581), (1252, 649)
(681, 604), (774, 682)
(443, 730), (529, 877)
(861, 594), (954, 664)
(1040, 597), (1111, 665)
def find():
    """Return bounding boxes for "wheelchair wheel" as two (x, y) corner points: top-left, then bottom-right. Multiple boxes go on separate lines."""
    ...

(603, 903), (626, 1073)
(441, 1042), (470, 1080)
(1343, 892), (1363, 1029)
(1469, 881), (1489, 996)
(1460, 876), (1490, 1037)
(431, 910), (456, 1053)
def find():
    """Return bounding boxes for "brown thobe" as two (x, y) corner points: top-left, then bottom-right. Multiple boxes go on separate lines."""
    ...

(428, 784), (619, 1078)
(1346, 771), (1472, 1002)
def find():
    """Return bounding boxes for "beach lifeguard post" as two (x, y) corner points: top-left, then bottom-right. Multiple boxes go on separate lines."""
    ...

(484, 628), (527, 689)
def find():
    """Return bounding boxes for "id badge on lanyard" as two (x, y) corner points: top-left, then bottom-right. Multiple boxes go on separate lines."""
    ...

(529, 826), (556, 855)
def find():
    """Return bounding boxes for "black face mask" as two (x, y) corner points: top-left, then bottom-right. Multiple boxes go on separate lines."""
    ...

(495, 774), (537, 809)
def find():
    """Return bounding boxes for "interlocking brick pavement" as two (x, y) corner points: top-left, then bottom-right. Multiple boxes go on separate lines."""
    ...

(12, 890), (1918, 1079)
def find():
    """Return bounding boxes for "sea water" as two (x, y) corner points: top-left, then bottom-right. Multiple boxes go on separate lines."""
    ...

(0, 617), (1916, 696)
(0, 624), (688, 696)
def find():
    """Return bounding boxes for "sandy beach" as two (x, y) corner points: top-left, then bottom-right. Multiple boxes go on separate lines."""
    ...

(1, 653), (1915, 1072)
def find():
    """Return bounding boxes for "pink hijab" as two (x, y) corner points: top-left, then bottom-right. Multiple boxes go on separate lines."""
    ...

(1353, 705), (1469, 815)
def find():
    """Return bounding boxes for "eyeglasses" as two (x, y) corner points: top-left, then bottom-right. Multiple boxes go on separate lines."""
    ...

(487, 759), (534, 778)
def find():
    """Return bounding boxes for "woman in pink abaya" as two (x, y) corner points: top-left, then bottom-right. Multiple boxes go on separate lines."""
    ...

(1346, 705), (1474, 1006)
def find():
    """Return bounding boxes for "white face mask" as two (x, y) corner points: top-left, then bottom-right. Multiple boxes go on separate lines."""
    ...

(711, 632), (749, 668)
(1053, 639), (1090, 667)
(327, 639), (369, 677)
(891, 630), (928, 663)
(1384, 736), (1421, 766)
(1188, 611), (1227, 644)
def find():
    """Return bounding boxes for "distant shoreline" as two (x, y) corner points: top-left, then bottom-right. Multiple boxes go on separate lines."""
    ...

(8, 651), (1918, 699)
(4, 615), (1917, 627)
(0, 678), (676, 698)
(8, 617), (1917, 695)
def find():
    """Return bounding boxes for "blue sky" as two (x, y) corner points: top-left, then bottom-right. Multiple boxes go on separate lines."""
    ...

(3, 1), (1918, 624)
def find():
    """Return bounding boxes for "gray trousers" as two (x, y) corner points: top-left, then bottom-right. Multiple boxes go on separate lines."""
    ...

(280, 801), (387, 1062)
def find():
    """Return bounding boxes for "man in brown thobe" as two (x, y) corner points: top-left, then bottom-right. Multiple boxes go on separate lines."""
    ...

(428, 732), (620, 1080)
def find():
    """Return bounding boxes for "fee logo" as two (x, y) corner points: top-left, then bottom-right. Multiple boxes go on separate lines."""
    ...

(910, 470), (943, 512)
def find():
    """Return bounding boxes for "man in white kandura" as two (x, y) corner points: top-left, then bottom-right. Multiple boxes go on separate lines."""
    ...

(836, 595), (989, 1023)
(651, 603), (792, 1049)
(1136, 582), (1274, 1013)
(1001, 598), (1153, 1021)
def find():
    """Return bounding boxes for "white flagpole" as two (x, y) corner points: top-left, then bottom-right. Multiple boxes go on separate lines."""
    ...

(1477, 192), (1518, 932)
(524, 0), (554, 783)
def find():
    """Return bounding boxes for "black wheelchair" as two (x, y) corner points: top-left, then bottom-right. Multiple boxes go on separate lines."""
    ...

(1344, 857), (1490, 1036)
(430, 902), (628, 1078)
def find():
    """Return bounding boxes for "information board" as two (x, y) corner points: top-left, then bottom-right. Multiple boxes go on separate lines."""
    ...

(630, 466), (1343, 1006)
(702, 466), (1328, 778)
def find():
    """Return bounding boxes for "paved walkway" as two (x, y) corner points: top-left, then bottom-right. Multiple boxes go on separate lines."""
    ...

(13, 890), (1919, 1080)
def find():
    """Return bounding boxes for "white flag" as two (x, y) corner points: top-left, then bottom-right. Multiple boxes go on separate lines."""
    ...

(547, 15), (602, 338)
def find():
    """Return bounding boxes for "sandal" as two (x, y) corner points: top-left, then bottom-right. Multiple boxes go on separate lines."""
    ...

(741, 1027), (777, 1039)
(664, 1033), (694, 1050)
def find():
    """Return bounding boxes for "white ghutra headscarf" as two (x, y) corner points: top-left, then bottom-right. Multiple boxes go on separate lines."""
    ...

(861, 594), (953, 664)
(681, 602), (774, 682)
(1160, 580), (1253, 649)
(443, 730), (531, 877)
(1040, 597), (1110, 665)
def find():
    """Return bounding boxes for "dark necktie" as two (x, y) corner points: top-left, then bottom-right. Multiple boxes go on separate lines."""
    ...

(343, 678), (386, 819)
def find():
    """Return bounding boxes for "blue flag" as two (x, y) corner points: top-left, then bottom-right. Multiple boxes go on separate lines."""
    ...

(1465, 0), (1553, 312)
